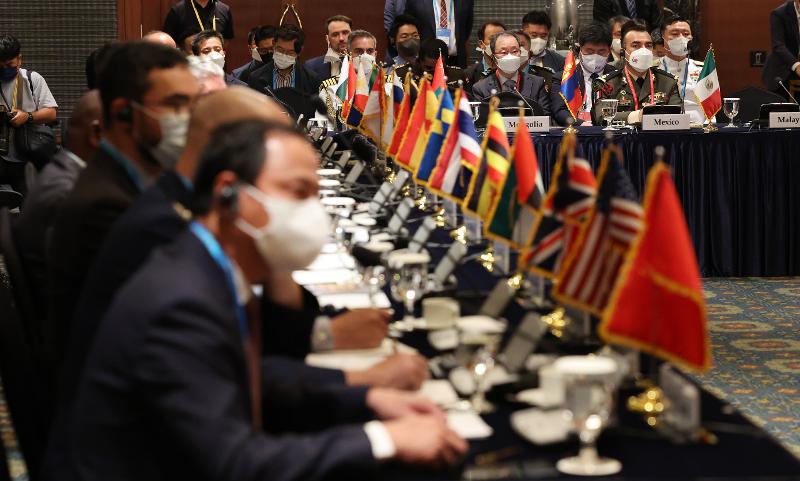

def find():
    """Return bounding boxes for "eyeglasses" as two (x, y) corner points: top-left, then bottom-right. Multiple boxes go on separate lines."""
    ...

(495, 48), (521, 57)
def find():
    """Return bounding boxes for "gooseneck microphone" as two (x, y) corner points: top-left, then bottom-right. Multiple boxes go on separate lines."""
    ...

(776, 77), (799, 104)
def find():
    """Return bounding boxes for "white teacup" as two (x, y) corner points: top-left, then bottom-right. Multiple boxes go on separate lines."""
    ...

(422, 297), (460, 329)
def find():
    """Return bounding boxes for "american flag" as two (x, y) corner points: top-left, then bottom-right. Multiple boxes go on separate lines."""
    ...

(523, 136), (597, 278)
(553, 146), (644, 315)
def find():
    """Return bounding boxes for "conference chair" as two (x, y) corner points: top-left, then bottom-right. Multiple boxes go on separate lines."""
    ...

(714, 86), (787, 124)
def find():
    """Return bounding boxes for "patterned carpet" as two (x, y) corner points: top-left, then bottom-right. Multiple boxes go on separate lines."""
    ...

(693, 277), (800, 459)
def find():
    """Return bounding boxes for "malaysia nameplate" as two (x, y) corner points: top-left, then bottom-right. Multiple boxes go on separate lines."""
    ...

(503, 116), (551, 133)
(642, 114), (691, 131)
(769, 111), (800, 129)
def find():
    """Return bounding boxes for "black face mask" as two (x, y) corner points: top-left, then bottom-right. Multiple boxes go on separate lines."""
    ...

(397, 38), (420, 58)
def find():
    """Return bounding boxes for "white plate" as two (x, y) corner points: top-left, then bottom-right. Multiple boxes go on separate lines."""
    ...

(318, 179), (341, 188)
(352, 216), (377, 227)
(321, 196), (356, 207)
(447, 411), (494, 439)
(510, 408), (571, 445)
(456, 315), (506, 334)
(515, 388), (561, 408)
(317, 168), (342, 177)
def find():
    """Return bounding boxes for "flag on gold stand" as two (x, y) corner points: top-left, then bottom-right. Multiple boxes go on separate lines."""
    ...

(463, 98), (511, 220)
(415, 88), (455, 184)
(599, 162), (711, 372)
(394, 78), (431, 171)
(387, 72), (413, 158)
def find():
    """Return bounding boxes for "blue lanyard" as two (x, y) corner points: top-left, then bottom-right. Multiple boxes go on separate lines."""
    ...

(662, 57), (689, 99)
(190, 221), (250, 340)
(99, 139), (144, 192)
(273, 66), (295, 89)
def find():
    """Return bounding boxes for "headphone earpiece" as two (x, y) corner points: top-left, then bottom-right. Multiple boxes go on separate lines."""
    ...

(219, 185), (239, 213)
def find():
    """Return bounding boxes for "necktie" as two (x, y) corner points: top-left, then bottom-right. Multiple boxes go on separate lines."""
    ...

(504, 79), (517, 92)
(626, 0), (638, 18)
(439, 0), (448, 28)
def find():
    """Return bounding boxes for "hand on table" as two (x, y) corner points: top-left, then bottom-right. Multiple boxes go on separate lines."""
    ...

(331, 308), (390, 350)
(385, 415), (468, 467)
(346, 353), (429, 390)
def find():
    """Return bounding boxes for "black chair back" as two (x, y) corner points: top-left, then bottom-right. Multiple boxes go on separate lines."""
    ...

(714, 86), (787, 123)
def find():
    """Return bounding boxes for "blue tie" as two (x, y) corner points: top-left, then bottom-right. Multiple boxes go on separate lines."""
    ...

(626, 0), (638, 18)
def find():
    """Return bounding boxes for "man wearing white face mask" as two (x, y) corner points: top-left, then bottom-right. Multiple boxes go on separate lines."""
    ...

(191, 29), (246, 87)
(463, 21), (505, 93)
(471, 32), (551, 116)
(348, 30), (379, 75)
(248, 26), (321, 98)
(607, 15), (630, 67)
(592, 20), (680, 125)
(48, 119), (468, 481)
(660, 16), (706, 125)
(521, 10), (565, 77)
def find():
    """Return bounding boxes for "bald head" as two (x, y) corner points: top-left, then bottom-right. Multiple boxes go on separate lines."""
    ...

(66, 90), (102, 162)
(176, 86), (291, 179)
(143, 31), (177, 49)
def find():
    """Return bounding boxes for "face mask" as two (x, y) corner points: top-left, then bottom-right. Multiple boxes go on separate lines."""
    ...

(398, 38), (420, 58)
(235, 186), (331, 273)
(132, 102), (189, 170)
(667, 36), (690, 57)
(357, 53), (376, 72)
(250, 47), (262, 63)
(529, 37), (547, 56)
(519, 47), (530, 62)
(581, 53), (608, 74)
(627, 47), (654, 73)
(273, 51), (296, 70)
(480, 45), (492, 57)
(496, 54), (522, 75)
(611, 38), (622, 54)
(203, 51), (225, 69)
(0, 66), (18, 82)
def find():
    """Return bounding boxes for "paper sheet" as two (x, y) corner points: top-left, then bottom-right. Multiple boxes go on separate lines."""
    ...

(305, 339), (416, 371)
(446, 411), (493, 439)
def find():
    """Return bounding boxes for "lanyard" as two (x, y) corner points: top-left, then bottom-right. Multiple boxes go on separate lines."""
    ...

(99, 139), (144, 192)
(189, 221), (249, 340)
(0, 74), (19, 111)
(273, 66), (295, 89)
(662, 57), (689, 98)
(432, 0), (455, 29)
(189, 0), (217, 32)
(623, 67), (654, 111)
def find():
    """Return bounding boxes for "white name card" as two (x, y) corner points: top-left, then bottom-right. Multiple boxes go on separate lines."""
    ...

(503, 116), (551, 133)
(642, 114), (691, 131)
(769, 111), (800, 129)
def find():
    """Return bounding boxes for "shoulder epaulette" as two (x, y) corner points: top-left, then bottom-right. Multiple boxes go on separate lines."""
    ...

(320, 76), (339, 88)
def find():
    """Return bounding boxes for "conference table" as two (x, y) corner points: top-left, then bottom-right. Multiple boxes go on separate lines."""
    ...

(518, 125), (800, 278)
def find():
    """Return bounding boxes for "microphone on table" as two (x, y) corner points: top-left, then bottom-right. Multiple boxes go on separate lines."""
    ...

(776, 77), (799, 104)
(262, 85), (297, 117)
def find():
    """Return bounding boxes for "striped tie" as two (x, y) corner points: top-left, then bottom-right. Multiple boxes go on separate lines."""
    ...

(439, 0), (448, 28)
(626, 0), (638, 18)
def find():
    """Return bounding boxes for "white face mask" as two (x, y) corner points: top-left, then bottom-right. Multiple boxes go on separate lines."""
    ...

(357, 53), (376, 72)
(519, 47), (530, 63)
(529, 37), (547, 56)
(496, 54), (522, 75)
(666, 36), (690, 57)
(273, 51), (296, 70)
(203, 51), (226, 69)
(627, 47), (654, 73)
(611, 38), (622, 54)
(581, 53), (608, 74)
(132, 101), (189, 170)
(250, 47), (262, 62)
(235, 186), (331, 273)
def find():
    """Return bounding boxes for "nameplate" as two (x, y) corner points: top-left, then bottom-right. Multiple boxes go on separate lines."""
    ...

(503, 116), (551, 133)
(642, 114), (691, 131)
(769, 111), (800, 129)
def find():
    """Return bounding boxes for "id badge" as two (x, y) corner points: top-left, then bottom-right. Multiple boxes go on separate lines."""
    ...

(436, 28), (452, 47)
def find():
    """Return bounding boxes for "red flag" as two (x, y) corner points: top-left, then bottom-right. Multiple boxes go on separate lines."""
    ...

(599, 162), (711, 372)
(387, 72), (413, 158)
(432, 54), (446, 94)
(395, 78), (430, 170)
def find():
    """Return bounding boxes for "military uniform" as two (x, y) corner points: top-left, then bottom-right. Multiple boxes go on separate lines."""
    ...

(661, 56), (706, 124)
(392, 63), (467, 95)
(591, 66), (681, 125)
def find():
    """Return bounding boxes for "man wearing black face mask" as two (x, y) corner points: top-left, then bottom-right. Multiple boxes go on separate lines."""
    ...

(233, 25), (276, 83)
(386, 15), (421, 68)
(45, 42), (198, 380)
(394, 38), (465, 95)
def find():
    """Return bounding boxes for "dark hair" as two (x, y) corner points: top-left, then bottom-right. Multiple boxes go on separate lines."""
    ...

(609, 15), (631, 29)
(191, 30), (224, 55)
(274, 26), (304, 53)
(254, 25), (277, 43)
(578, 22), (612, 47)
(489, 32), (519, 55)
(478, 21), (507, 42)
(620, 19), (649, 49)
(521, 11), (551, 30)
(98, 41), (188, 126)
(418, 38), (448, 62)
(650, 28), (664, 46)
(660, 16), (691, 35)
(0, 34), (21, 62)
(191, 120), (305, 215)
(513, 29), (531, 43)
(85, 41), (118, 90)
(247, 26), (259, 45)
(325, 15), (353, 29)
(389, 14), (421, 42)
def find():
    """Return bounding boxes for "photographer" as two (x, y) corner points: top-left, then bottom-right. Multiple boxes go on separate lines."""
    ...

(0, 34), (58, 194)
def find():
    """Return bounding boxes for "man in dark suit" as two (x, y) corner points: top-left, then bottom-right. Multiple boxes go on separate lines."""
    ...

(593, 0), (661, 30)
(463, 21), (505, 95)
(763, 0), (800, 96)
(45, 42), (198, 376)
(248, 26), (321, 98)
(305, 15), (352, 82)
(13, 90), (101, 310)
(402, 0), (474, 68)
(471, 32), (551, 116)
(394, 39), (466, 96)
(43, 120), (467, 481)
(521, 11), (566, 77)
(232, 25), (276, 83)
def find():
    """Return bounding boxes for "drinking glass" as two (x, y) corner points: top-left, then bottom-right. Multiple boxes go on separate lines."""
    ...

(554, 356), (622, 476)
(723, 97), (740, 128)
(460, 333), (502, 413)
(598, 99), (619, 131)
(387, 251), (430, 334)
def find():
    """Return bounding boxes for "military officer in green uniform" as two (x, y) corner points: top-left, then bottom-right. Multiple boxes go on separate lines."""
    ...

(591, 20), (681, 125)
(393, 38), (466, 95)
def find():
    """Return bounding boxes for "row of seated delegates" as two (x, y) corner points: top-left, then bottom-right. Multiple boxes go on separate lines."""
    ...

(232, 25), (277, 83)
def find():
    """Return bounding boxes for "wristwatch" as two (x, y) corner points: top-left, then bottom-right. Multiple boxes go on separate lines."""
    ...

(26, 112), (33, 124)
